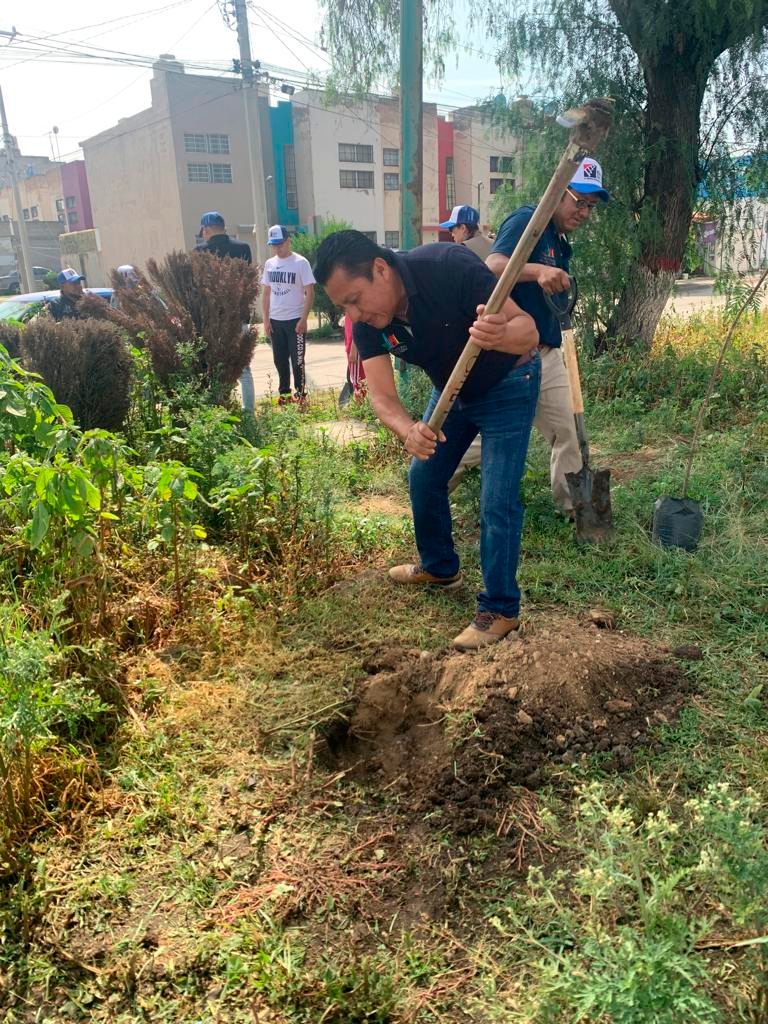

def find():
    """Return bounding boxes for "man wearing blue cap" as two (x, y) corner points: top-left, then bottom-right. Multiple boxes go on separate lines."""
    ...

(194, 211), (254, 410)
(261, 225), (315, 405)
(47, 268), (86, 321)
(469, 159), (610, 517)
(439, 204), (493, 261)
(195, 211), (252, 263)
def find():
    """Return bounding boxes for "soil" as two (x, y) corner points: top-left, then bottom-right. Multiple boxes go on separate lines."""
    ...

(322, 616), (693, 834)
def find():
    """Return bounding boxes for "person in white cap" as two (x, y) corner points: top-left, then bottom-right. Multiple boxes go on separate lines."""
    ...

(261, 226), (315, 405)
(451, 159), (609, 516)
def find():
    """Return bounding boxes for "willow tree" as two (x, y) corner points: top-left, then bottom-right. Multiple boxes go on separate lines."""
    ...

(322, 0), (768, 349)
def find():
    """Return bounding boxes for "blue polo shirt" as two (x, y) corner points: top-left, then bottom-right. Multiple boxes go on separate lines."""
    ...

(492, 205), (571, 349)
(352, 243), (530, 401)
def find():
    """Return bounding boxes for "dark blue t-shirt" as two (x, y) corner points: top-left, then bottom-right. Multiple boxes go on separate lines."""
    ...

(352, 244), (529, 401)
(492, 205), (571, 348)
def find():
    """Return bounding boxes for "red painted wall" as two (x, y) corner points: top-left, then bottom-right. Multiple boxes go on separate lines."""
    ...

(60, 160), (94, 231)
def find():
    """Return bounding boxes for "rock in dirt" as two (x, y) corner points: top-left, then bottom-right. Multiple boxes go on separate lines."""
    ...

(672, 644), (704, 661)
(517, 708), (534, 727)
(587, 607), (617, 629)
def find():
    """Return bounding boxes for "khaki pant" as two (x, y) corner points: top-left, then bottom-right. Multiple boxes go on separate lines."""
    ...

(448, 346), (581, 512)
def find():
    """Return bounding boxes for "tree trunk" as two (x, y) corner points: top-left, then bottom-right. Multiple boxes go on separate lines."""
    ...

(606, 53), (707, 350)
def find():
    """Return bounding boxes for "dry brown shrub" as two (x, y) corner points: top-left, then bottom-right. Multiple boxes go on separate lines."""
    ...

(21, 318), (131, 431)
(0, 321), (22, 360)
(103, 252), (259, 403)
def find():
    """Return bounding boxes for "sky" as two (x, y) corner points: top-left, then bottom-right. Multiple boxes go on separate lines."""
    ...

(0, 0), (523, 162)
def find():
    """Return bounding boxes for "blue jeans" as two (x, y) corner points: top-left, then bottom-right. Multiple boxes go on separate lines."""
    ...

(409, 357), (541, 618)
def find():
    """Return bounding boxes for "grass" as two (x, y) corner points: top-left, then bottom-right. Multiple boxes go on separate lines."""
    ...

(1, 313), (768, 1021)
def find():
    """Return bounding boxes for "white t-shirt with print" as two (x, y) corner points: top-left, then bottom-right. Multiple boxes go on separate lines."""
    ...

(261, 251), (316, 321)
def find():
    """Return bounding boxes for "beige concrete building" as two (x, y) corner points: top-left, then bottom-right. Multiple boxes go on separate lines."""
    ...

(447, 106), (523, 231)
(81, 56), (271, 272)
(292, 88), (441, 247)
(81, 58), (524, 265)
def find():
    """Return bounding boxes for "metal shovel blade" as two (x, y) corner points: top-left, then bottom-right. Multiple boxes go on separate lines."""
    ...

(565, 465), (615, 544)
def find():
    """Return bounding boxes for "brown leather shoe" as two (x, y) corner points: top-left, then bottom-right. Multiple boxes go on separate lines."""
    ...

(388, 563), (462, 590)
(453, 611), (520, 651)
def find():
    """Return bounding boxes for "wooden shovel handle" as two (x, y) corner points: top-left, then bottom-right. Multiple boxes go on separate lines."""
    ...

(423, 96), (612, 436)
(561, 327), (584, 415)
(427, 143), (582, 434)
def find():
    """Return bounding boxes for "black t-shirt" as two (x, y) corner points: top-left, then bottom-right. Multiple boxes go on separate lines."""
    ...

(48, 294), (83, 321)
(352, 243), (526, 401)
(195, 233), (252, 263)
(491, 205), (571, 348)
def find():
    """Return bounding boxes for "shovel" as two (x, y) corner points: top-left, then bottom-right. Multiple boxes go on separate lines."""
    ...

(544, 279), (614, 544)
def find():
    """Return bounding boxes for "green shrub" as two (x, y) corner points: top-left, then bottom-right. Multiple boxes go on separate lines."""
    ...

(20, 318), (131, 432)
(291, 219), (353, 327)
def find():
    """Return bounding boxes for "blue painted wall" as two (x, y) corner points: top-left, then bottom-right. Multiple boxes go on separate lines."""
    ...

(269, 103), (300, 228)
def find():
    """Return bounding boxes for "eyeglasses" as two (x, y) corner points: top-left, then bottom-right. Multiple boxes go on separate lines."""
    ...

(566, 189), (599, 212)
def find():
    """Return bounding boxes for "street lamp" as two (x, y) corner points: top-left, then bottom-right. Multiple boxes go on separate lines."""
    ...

(476, 181), (483, 211)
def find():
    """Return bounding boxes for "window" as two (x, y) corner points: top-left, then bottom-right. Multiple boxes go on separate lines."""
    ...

(56, 198), (64, 212)
(445, 156), (455, 208)
(188, 163), (211, 183)
(184, 132), (231, 154)
(338, 143), (373, 163)
(184, 133), (207, 153)
(22, 208), (29, 220)
(490, 177), (507, 194)
(58, 213), (66, 224)
(490, 155), (515, 173)
(384, 173), (399, 190)
(207, 133), (230, 154)
(361, 231), (377, 242)
(210, 163), (233, 183)
(383, 148), (399, 166)
(385, 230), (400, 248)
(339, 169), (374, 189)
(283, 144), (298, 210)
(68, 212), (79, 227)
(30, 206), (38, 219)
(65, 196), (76, 209)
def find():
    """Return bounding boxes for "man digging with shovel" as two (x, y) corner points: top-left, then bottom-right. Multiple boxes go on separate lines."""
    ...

(451, 159), (610, 519)
(314, 230), (540, 651)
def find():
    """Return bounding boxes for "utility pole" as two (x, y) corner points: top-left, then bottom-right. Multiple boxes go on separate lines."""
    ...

(232, 0), (268, 265)
(0, 86), (34, 294)
(399, 0), (423, 250)
(476, 181), (483, 216)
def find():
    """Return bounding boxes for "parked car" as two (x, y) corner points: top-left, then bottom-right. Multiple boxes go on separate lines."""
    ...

(0, 266), (55, 295)
(0, 288), (113, 323)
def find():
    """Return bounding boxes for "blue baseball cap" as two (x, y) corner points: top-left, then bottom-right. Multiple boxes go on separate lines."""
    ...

(439, 204), (480, 229)
(200, 211), (226, 227)
(57, 268), (85, 285)
(267, 224), (290, 245)
(569, 159), (610, 202)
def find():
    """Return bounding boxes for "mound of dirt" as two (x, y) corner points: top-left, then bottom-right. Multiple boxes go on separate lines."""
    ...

(322, 618), (692, 834)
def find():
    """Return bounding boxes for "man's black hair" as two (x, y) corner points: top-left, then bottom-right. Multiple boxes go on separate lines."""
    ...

(314, 229), (395, 286)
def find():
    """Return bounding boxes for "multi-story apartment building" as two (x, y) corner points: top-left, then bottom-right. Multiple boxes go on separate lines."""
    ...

(0, 138), (93, 235)
(80, 57), (524, 269)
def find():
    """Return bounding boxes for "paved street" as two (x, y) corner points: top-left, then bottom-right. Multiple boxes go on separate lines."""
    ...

(249, 337), (348, 398)
(248, 276), (756, 399)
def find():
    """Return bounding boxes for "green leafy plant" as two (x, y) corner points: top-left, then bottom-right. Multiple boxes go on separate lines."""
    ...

(143, 460), (206, 611)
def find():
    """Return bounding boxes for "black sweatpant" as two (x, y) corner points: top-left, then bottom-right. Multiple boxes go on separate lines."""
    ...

(270, 318), (306, 396)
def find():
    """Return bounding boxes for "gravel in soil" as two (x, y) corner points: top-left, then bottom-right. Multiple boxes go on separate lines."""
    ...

(321, 616), (693, 834)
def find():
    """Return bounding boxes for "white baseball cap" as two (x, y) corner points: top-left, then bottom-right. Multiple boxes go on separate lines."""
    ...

(267, 225), (290, 245)
(569, 158), (609, 202)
